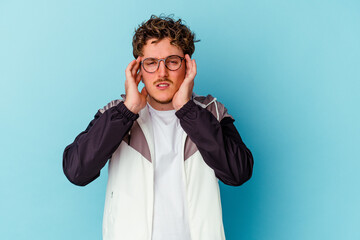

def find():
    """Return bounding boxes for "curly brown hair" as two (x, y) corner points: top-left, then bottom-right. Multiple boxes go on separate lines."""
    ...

(132, 15), (199, 58)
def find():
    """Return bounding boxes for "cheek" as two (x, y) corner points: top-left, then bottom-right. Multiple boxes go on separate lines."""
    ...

(179, 64), (186, 78)
(173, 68), (186, 85)
(140, 71), (152, 85)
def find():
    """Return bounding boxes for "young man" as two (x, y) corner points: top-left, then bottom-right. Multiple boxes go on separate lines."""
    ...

(63, 15), (253, 240)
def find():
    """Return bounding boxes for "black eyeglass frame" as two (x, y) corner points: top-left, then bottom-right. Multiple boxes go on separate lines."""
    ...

(140, 55), (185, 73)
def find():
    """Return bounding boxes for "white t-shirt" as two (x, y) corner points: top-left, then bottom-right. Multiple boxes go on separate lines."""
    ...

(148, 104), (191, 240)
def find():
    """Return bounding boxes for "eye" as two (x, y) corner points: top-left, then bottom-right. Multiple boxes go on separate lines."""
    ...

(144, 59), (157, 66)
(166, 56), (181, 65)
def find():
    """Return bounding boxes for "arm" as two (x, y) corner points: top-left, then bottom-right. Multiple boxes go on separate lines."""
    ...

(63, 58), (147, 186)
(176, 100), (254, 186)
(63, 102), (138, 186)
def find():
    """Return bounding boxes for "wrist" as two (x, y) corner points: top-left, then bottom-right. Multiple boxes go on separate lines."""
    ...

(117, 102), (139, 121)
(175, 100), (195, 118)
(173, 97), (191, 111)
(124, 100), (140, 114)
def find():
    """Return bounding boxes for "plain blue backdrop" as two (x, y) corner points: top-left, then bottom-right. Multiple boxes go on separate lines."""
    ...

(1, 0), (359, 239)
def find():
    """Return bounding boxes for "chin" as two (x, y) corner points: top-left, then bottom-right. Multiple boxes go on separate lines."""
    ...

(152, 97), (173, 104)
(147, 92), (174, 105)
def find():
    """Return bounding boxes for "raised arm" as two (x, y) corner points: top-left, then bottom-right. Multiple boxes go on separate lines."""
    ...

(63, 58), (145, 186)
(63, 102), (138, 186)
(176, 100), (254, 186)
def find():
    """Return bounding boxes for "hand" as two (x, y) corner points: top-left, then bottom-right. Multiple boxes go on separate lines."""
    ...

(172, 54), (197, 110)
(124, 57), (148, 114)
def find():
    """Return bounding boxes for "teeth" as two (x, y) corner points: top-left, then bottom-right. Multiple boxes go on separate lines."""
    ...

(158, 84), (168, 87)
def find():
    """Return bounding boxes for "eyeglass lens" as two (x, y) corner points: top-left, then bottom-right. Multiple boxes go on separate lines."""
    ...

(143, 55), (182, 72)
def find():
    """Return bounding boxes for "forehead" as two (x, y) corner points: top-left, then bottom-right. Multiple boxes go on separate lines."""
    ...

(142, 38), (184, 58)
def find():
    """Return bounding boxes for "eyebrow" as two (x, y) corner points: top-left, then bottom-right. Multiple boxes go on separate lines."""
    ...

(143, 55), (182, 60)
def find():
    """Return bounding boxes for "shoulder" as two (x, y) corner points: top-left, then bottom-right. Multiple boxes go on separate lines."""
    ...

(192, 93), (233, 121)
(98, 95), (126, 114)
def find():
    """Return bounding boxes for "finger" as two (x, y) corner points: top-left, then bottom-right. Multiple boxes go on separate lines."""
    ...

(187, 55), (196, 78)
(184, 57), (196, 83)
(125, 59), (137, 80)
(188, 59), (196, 77)
(131, 57), (141, 77)
(185, 54), (192, 75)
(126, 58), (138, 72)
(135, 71), (142, 85)
(191, 59), (197, 76)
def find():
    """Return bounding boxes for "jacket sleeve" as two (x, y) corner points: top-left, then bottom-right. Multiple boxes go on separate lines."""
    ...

(63, 101), (139, 186)
(175, 100), (254, 186)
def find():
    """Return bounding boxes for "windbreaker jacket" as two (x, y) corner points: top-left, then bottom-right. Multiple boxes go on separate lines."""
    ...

(63, 94), (253, 240)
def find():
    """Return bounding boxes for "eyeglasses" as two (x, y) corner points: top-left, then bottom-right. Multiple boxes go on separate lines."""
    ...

(141, 55), (185, 73)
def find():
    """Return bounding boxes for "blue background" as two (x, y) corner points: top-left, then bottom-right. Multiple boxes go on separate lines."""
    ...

(1, 0), (359, 239)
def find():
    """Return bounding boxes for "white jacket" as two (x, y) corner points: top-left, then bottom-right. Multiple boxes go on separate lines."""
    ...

(103, 96), (226, 240)
(63, 94), (253, 240)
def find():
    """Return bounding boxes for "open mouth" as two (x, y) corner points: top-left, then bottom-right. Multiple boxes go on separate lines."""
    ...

(155, 82), (171, 89)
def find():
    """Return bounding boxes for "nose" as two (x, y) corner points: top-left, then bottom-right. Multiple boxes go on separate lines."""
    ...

(157, 60), (168, 78)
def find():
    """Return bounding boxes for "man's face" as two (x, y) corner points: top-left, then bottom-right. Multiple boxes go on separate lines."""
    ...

(140, 38), (186, 110)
